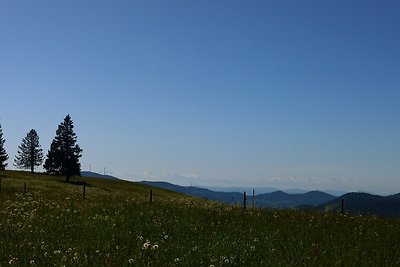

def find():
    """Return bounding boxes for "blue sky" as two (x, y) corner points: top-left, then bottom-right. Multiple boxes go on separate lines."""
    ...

(1, 1), (399, 194)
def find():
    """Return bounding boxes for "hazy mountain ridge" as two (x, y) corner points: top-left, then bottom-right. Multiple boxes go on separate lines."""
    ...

(140, 181), (400, 217)
(205, 186), (345, 196)
(140, 181), (336, 208)
(255, 190), (336, 208)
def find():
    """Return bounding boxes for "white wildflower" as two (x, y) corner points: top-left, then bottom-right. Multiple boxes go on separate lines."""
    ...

(142, 241), (151, 250)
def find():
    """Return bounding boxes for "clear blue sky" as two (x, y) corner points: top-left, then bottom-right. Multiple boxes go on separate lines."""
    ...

(1, 1), (399, 194)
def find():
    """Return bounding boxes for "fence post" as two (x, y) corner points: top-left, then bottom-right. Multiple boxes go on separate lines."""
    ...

(83, 185), (86, 200)
(243, 191), (247, 210)
(252, 189), (255, 209)
(0, 176), (2, 192)
(150, 190), (153, 205)
(341, 199), (344, 215)
(24, 182), (27, 194)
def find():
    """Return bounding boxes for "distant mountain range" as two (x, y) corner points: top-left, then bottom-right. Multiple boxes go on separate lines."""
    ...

(140, 181), (336, 208)
(80, 173), (400, 217)
(256, 190), (336, 208)
(206, 186), (345, 196)
(140, 181), (400, 217)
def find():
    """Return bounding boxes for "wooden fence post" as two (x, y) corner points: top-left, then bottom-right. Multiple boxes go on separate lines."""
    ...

(150, 190), (153, 205)
(24, 182), (27, 194)
(252, 189), (255, 209)
(341, 199), (344, 215)
(243, 191), (247, 210)
(83, 185), (86, 200)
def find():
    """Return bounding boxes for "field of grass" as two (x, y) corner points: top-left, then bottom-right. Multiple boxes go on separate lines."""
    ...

(1, 170), (400, 266)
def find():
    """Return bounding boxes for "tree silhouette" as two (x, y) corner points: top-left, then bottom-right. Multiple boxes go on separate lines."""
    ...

(14, 129), (44, 173)
(44, 115), (83, 182)
(0, 123), (8, 171)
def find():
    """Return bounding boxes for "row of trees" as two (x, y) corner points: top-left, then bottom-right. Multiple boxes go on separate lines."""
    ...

(0, 115), (83, 182)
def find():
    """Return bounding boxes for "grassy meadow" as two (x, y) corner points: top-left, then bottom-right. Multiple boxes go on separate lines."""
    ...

(0, 171), (400, 266)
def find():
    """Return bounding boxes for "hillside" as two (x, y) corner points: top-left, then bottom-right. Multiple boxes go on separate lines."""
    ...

(81, 171), (120, 180)
(140, 181), (243, 204)
(1, 170), (400, 266)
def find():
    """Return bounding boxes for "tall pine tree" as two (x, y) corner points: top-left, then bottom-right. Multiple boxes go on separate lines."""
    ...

(14, 129), (44, 173)
(0, 123), (8, 171)
(44, 115), (83, 182)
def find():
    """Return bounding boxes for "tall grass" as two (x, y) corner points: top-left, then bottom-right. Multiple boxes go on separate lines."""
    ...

(1, 171), (399, 266)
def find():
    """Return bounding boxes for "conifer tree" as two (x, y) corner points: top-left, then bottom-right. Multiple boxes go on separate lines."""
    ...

(44, 115), (83, 182)
(0, 123), (8, 171)
(14, 129), (44, 173)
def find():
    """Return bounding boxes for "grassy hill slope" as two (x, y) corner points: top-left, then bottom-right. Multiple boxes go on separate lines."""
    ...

(1, 171), (400, 266)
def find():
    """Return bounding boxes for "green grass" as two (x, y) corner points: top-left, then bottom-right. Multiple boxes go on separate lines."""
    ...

(1, 170), (400, 266)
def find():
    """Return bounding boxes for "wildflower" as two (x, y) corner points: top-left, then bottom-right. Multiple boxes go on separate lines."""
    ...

(142, 241), (151, 250)
(250, 246), (256, 251)
(30, 260), (35, 264)
(54, 250), (61, 255)
(164, 235), (169, 240)
(128, 258), (134, 264)
(9, 259), (13, 265)
(152, 244), (159, 250)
